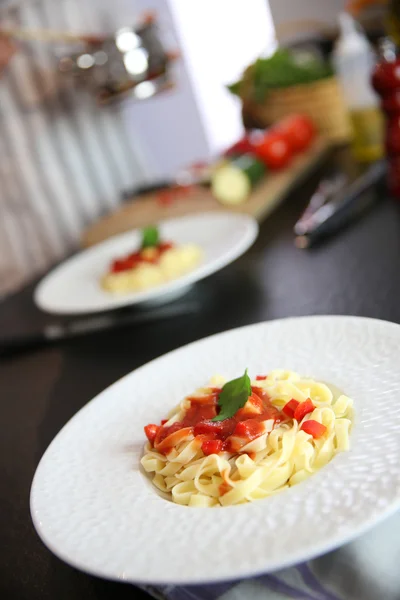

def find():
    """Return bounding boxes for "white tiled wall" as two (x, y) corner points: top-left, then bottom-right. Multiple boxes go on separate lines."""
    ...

(0, 0), (146, 296)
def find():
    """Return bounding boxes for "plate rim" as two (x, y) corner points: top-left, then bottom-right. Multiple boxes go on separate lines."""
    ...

(30, 315), (400, 585)
(34, 212), (258, 316)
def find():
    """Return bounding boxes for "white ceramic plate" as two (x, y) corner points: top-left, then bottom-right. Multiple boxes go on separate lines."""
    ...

(34, 212), (258, 315)
(30, 316), (400, 585)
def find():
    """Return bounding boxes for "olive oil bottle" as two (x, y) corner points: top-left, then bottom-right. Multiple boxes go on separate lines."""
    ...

(333, 12), (384, 162)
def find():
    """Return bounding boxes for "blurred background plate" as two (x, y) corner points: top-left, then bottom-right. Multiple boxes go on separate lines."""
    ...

(34, 212), (258, 315)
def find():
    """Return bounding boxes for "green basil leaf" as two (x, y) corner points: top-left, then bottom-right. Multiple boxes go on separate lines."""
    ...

(141, 226), (160, 249)
(212, 369), (251, 421)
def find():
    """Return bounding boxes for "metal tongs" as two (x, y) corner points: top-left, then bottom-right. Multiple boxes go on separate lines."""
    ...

(294, 161), (386, 248)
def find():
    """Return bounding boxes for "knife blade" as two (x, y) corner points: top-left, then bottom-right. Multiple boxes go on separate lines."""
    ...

(0, 301), (199, 356)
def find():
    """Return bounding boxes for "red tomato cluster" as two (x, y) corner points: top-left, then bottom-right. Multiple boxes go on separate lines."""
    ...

(225, 114), (315, 172)
(157, 185), (194, 206)
(110, 242), (174, 274)
(282, 397), (327, 439)
(144, 386), (284, 457)
(144, 386), (327, 461)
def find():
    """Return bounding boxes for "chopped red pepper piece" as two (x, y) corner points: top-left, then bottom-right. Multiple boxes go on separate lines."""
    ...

(233, 421), (249, 436)
(161, 419), (168, 425)
(158, 242), (174, 252)
(125, 254), (140, 268)
(157, 190), (174, 206)
(282, 399), (300, 418)
(193, 421), (225, 436)
(201, 439), (223, 455)
(233, 419), (264, 439)
(300, 420), (327, 439)
(256, 375), (267, 381)
(111, 259), (130, 273)
(144, 424), (160, 444)
(249, 392), (264, 410)
(175, 184), (194, 196)
(294, 399), (315, 422)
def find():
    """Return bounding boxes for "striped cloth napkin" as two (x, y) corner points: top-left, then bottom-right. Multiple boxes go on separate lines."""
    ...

(141, 509), (400, 600)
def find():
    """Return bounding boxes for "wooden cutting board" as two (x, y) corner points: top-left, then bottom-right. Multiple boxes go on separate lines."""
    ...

(82, 138), (330, 248)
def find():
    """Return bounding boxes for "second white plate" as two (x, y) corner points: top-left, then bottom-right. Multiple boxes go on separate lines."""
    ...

(34, 212), (258, 315)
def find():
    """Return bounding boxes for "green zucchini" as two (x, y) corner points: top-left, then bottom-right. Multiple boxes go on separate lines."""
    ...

(211, 154), (266, 205)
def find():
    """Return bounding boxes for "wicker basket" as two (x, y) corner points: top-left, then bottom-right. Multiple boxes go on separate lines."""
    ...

(243, 77), (352, 143)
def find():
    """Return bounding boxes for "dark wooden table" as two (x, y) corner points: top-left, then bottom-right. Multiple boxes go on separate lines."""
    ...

(2, 163), (400, 600)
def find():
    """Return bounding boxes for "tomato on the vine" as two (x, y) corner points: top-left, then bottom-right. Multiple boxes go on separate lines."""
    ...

(252, 131), (293, 170)
(276, 115), (315, 153)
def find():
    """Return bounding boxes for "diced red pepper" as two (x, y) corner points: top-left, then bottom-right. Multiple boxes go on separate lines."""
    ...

(111, 259), (129, 273)
(158, 241), (174, 252)
(234, 419), (264, 439)
(154, 421), (184, 447)
(175, 184), (194, 196)
(233, 421), (249, 436)
(144, 424), (160, 444)
(157, 190), (174, 206)
(282, 399), (300, 418)
(256, 375), (267, 381)
(111, 253), (140, 273)
(250, 392), (264, 408)
(251, 385), (267, 395)
(193, 420), (225, 436)
(201, 439), (223, 455)
(300, 420), (327, 439)
(219, 481), (231, 496)
(195, 433), (217, 444)
(125, 254), (141, 268)
(294, 398), (315, 422)
(161, 419), (168, 425)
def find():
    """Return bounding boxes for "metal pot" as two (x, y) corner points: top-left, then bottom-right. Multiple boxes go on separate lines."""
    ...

(58, 18), (174, 104)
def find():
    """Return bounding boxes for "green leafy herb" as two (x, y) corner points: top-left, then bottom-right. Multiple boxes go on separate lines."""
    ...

(141, 225), (160, 249)
(212, 369), (251, 421)
(227, 80), (242, 96)
(228, 49), (333, 103)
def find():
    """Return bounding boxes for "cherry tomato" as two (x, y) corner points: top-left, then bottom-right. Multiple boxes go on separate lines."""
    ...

(386, 116), (400, 155)
(372, 58), (400, 94)
(276, 115), (315, 153)
(224, 136), (254, 157)
(252, 131), (292, 170)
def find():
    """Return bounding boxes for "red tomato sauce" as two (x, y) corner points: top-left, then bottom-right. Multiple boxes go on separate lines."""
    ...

(110, 241), (174, 273)
(150, 386), (285, 456)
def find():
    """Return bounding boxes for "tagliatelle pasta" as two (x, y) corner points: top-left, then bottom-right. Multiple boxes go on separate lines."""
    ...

(101, 241), (202, 294)
(140, 370), (353, 507)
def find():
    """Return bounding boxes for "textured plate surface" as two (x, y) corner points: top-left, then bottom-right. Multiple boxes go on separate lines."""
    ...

(30, 316), (400, 585)
(34, 212), (258, 315)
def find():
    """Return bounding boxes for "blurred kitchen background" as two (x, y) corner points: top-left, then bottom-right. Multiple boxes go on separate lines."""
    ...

(0, 0), (392, 296)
